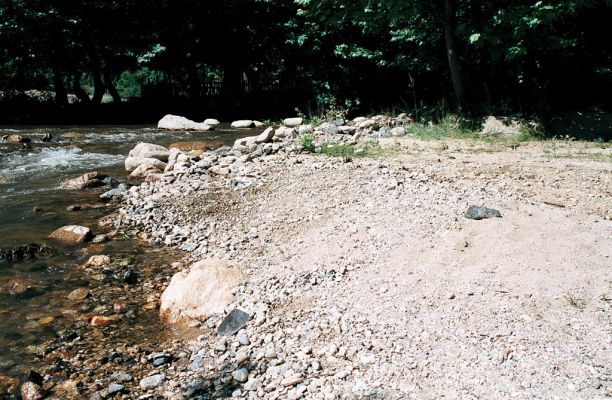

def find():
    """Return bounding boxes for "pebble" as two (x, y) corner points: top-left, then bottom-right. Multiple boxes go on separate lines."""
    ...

(232, 368), (249, 383)
(139, 374), (165, 389)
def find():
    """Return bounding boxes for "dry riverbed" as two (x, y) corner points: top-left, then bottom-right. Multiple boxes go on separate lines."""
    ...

(115, 136), (610, 399)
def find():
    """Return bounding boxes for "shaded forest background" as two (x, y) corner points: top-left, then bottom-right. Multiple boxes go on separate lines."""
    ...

(0, 0), (611, 125)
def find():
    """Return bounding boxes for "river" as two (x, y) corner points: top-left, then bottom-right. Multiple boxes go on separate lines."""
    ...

(0, 125), (251, 381)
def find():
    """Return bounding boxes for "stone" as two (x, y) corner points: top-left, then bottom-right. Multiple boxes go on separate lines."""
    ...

(0, 374), (19, 396)
(232, 368), (249, 383)
(123, 270), (138, 284)
(124, 157), (166, 173)
(231, 120), (256, 128)
(318, 123), (338, 135)
(298, 124), (313, 134)
(169, 140), (224, 154)
(66, 204), (81, 212)
(52, 380), (80, 399)
(91, 316), (117, 327)
(255, 127), (275, 143)
(275, 126), (296, 139)
(233, 136), (257, 152)
(283, 117), (303, 127)
(85, 255), (111, 267)
(158, 114), (213, 131)
(129, 164), (163, 178)
(128, 143), (170, 162)
(107, 383), (124, 395)
(100, 184), (128, 200)
(204, 118), (220, 126)
(139, 374), (165, 389)
(218, 309), (251, 336)
(390, 127), (405, 136)
(20, 382), (45, 400)
(109, 372), (133, 383)
(2, 134), (31, 143)
(49, 225), (92, 244)
(159, 259), (243, 324)
(358, 119), (377, 129)
(68, 288), (90, 300)
(464, 206), (502, 220)
(61, 171), (108, 190)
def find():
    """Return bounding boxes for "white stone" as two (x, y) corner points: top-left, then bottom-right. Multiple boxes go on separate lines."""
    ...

(124, 157), (166, 173)
(231, 120), (255, 128)
(128, 143), (170, 162)
(203, 118), (220, 126)
(160, 259), (243, 324)
(283, 117), (303, 127)
(255, 127), (275, 143)
(158, 114), (213, 131)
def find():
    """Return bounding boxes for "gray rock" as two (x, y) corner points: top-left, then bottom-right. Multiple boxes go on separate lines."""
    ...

(464, 206), (502, 220)
(109, 372), (133, 383)
(139, 374), (165, 390)
(100, 184), (128, 200)
(232, 368), (249, 383)
(107, 383), (125, 395)
(218, 309), (251, 336)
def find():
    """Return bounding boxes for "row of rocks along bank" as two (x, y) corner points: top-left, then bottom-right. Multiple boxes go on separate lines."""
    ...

(4, 113), (610, 399)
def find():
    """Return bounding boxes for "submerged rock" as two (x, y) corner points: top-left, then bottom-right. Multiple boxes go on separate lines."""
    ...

(158, 114), (213, 131)
(61, 171), (108, 190)
(100, 183), (129, 200)
(1, 134), (31, 144)
(160, 259), (243, 324)
(0, 243), (55, 261)
(0, 374), (19, 396)
(49, 225), (92, 244)
(464, 206), (502, 220)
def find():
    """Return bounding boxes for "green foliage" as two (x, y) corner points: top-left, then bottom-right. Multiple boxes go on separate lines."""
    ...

(299, 133), (315, 152)
(403, 115), (479, 140)
(320, 141), (385, 158)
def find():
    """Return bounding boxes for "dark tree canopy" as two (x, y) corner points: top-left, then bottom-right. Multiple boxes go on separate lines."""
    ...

(0, 0), (610, 120)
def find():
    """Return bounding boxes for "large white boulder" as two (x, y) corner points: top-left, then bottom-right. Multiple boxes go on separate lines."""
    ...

(124, 157), (166, 172)
(129, 164), (163, 178)
(128, 143), (170, 162)
(158, 114), (213, 131)
(203, 118), (220, 126)
(160, 259), (242, 324)
(231, 120), (256, 128)
(283, 117), (303, 127)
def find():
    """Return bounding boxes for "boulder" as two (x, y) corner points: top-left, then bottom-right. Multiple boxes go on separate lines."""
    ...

(157, 114), (213, 131)
(169, 140), (225, 154)
(318, 123), (338, 135)
(20, 382), (45, 400)
(49, 225), (92, 244)
(255, 127), (275, 143)
(124, 156), (166, 173)
(160, 259), (242, 324)
(275, 126), (296, 138)
(298, 124), (313, 134)
(0, 374), (19, 397)
(203, 118), (220, 126)
(61, 171), (108, 190)
(100, 184), (128, 200)
(253, 120), (264, 128)
(283, 117), (303, 127)
(358, 119), (377, 129)
(337, 126), (357, 134)
(85, 255), (110, 267)
(231, 120), (256, 128)
(128, 143), (170, 162)
(233, 136), (258, 152)
(129, 164), (163, 178)
(1, 134), (31, 143)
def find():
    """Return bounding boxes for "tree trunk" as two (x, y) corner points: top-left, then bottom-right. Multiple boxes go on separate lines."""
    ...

(443, 0), (466, 113)
(52, 68), (68, 106)
(103, 68), (121, 103)
(91, 65), (105, 104)
(72, 72), (91, 103)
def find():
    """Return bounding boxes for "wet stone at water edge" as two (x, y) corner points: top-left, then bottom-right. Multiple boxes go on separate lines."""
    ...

(217, 309), (251, 336)
(464, 205), (502, 220)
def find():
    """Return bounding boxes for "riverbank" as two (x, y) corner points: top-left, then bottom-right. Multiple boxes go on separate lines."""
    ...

(3, 118), (610, 399)
(106, 124), (610, 399)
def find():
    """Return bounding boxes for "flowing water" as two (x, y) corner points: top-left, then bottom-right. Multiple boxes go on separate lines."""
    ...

(0, 125), (252, 378)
